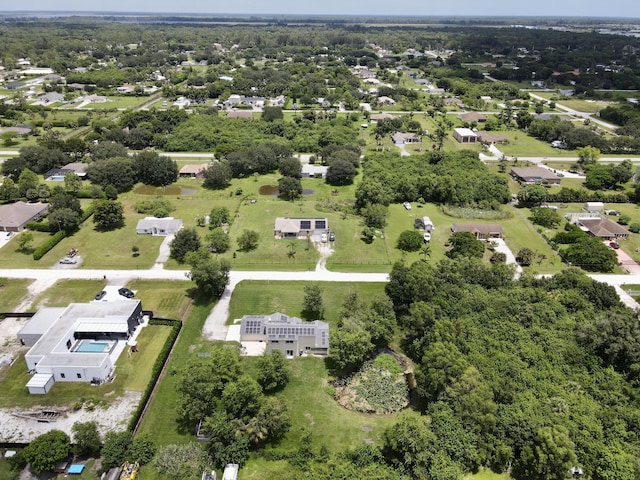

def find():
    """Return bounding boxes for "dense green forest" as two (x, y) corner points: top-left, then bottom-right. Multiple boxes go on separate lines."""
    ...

(380, 260), (640, 479)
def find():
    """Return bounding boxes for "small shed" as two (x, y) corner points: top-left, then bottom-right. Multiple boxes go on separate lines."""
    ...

(584, 202), (604, 212)
(422, 216), (434, 233)
(26, 373), (54, 394)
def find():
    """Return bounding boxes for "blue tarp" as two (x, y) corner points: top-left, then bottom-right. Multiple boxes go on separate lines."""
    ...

(67, 464), (85, 474)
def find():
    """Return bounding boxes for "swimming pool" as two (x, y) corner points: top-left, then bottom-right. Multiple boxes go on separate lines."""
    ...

(75, 340), (110, 353)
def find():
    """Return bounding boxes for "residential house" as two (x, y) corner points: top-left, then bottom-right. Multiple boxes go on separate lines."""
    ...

(136, 217), (183, 236)
(459, 112), (487, 123)
(44, 163), (88, 181)
(271, 95), (286, 107)
(37, 92), (65, 105)
(179, 164), (209, 178)
(116, 84), (136, 94)
(274, 217), (328, 240)
(18, 301), (144, 394)
(452, 223), (503, 240)
(0, 201), (49, 232)
(369, 113), (396, 123)
(301, 164), (328, 178)
(377, 96), (396, 107)
(223, 94), (244, 108)
(5, 81), (25, 90)
(244, 96), (265, 107)
(453, 127), (478, 143)
(476, 131), (509, 144)
(240, 312), (329, 357)
(392, 132), (421, 145)
(574, 217), (630, 240)
(173, 97), (191, 109)
(510, 167), (561, 185)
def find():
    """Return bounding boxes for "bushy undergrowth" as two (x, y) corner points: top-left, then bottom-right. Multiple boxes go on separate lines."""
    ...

(335, 357), (408, 414)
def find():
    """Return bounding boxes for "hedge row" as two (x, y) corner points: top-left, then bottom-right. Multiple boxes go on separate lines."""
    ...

(545, 187), (629, 204)
(128, 318), (181, 432)
(79, 202), (96, 223)
(25, 221), (52, 232)
(32, 230), (66, 260)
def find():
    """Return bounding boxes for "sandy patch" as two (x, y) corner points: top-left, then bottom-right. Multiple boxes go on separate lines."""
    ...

(0, 391), (142, 443)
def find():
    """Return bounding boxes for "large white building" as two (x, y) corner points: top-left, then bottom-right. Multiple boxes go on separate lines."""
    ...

(18, 301), (144, 394)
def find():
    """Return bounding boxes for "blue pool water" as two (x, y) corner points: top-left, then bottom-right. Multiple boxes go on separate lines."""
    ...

(50, 176), (65, 181)
(76, 341), (109, 353)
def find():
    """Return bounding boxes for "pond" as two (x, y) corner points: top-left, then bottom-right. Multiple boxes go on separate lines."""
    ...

(258, 185), (315, 196)
(134, 186), (198, 195)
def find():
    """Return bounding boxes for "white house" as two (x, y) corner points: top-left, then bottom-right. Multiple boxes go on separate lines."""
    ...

(136, 217), (183, 236)
(18, 301), (144, 394)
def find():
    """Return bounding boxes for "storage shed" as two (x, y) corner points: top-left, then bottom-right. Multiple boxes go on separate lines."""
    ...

(422, 216), (434, 232)
(26, 373), (55, 394)
(584, 202), (604, 212)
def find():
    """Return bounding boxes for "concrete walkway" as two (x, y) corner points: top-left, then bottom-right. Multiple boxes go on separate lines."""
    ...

(490, 238), (523, 280)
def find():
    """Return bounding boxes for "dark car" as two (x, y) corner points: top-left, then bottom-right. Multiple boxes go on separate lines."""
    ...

(95, 290), (107, 300)
(329, 231), (335, 242)
(118, 287), (135, 298)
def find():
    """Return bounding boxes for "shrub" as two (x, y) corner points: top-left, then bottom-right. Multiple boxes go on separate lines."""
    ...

(26, 221), (52, 232)
(490, 252), (507, 264)
(134, 198), (175, 215)
(618, 214), (631, 225)
(629, 223), (640, 234)
(397, 230), (424, 252)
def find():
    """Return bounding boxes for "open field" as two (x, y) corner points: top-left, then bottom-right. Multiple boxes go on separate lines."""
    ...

(126, 279), (193, 320)
(227, 280), (386, 326)
(0, 278), (33, 311)
(28, 279), (106, 309)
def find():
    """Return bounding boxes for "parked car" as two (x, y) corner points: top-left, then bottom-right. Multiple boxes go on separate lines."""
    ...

(423, 232), (431, 243)
(5, 232), (14, 238)
(59, 257), (77, 264)
(320, 233), (327, 243)
(610, 241), (620, 249)
(329, 231), (335, 242)
(403, 202), (412, 210)
(605, 210), (621, 216)
(118, 287), (135, 298)
(95, 290), (107, 300)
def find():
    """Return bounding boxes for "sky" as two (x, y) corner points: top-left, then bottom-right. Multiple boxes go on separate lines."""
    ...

(4, 0), (640, 19)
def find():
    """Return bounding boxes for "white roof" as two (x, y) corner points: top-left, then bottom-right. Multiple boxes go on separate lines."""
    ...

(302, 164), (328, 175)
(454, 127), (477, 137)
(26, 373), (54, 388)
(136, 216), (183, 231)
(76, 322), (129, 334)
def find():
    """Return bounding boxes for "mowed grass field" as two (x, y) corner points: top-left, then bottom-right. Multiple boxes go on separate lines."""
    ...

(227, 280), (386, 326)
(28, 279), (106, 309)
(126, 279), (193, 320)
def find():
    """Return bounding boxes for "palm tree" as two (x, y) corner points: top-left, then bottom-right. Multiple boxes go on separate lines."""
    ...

(420, 244), (431, 261)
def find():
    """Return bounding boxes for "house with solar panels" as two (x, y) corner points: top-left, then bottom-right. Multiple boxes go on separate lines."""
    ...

(17, 301), (143, 394)
(274, 217), (328, 240)
(240, 312), (329, 358)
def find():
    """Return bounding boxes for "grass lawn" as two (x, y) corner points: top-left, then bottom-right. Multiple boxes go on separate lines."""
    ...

(27, 279), (106, 309)
(0, 324), (170, 408)
(126, 279), (193, 320)
(227, 280), (386, 326)
(0, 278), (33, 311)
(497, 132), (577, 158)
(79, 96), (149, 109)
(135, 301), (215, 444)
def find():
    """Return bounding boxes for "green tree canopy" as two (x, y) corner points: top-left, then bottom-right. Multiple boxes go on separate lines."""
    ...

(23, 430), (71, 475)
